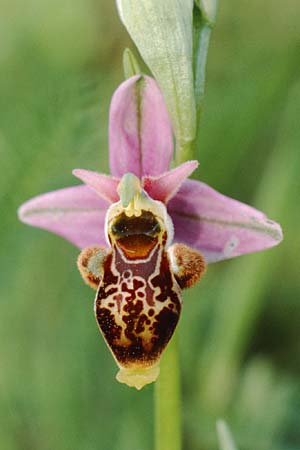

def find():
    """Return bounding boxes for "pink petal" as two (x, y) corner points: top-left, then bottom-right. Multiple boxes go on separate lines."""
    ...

(109, 75), (173, 178)
(168, 179), (283, 263)
(73, 169), (119, 203)
(18, 185), (108, 249)
(143, 160), (198, 203)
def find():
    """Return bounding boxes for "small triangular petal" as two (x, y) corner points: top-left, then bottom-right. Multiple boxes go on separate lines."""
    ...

(73, 169), (119, 203)
(168, 179), (283, 263)
(109, 75), (173, 178)
(143, 160), (198, 203)
(18, 185), (108, 249)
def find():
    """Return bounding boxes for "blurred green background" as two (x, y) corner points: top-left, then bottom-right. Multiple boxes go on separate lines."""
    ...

(0, 0), (299, 449)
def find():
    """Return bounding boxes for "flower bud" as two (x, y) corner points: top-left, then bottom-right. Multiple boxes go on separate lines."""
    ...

(116, 0), (196, 161)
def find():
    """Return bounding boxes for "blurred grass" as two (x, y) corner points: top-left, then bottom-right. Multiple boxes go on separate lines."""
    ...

(0, 0), (299, 449)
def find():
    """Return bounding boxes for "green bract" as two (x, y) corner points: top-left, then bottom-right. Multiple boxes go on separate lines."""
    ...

(123, 48), (142, 78)
(116, 0), (196, 163)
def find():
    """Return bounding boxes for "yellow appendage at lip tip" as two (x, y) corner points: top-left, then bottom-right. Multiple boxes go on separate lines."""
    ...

(116, 364), (160, 390)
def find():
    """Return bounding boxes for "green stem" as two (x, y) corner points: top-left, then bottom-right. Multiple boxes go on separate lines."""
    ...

(154, 4), (218, 449)
(154, 335), (181, 450)
(192, 2), (217, 154)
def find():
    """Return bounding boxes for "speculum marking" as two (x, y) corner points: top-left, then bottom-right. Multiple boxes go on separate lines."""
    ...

(95, 233), (181, 371)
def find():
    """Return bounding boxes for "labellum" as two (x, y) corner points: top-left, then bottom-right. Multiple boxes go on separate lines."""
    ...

(77, 174), (206, 389)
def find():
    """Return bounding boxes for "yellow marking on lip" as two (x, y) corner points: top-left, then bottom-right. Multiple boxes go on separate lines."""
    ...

(116, 364), (160, 390)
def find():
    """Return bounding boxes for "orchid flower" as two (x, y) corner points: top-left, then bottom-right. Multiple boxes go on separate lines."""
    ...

(18, 75), (282, 389)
